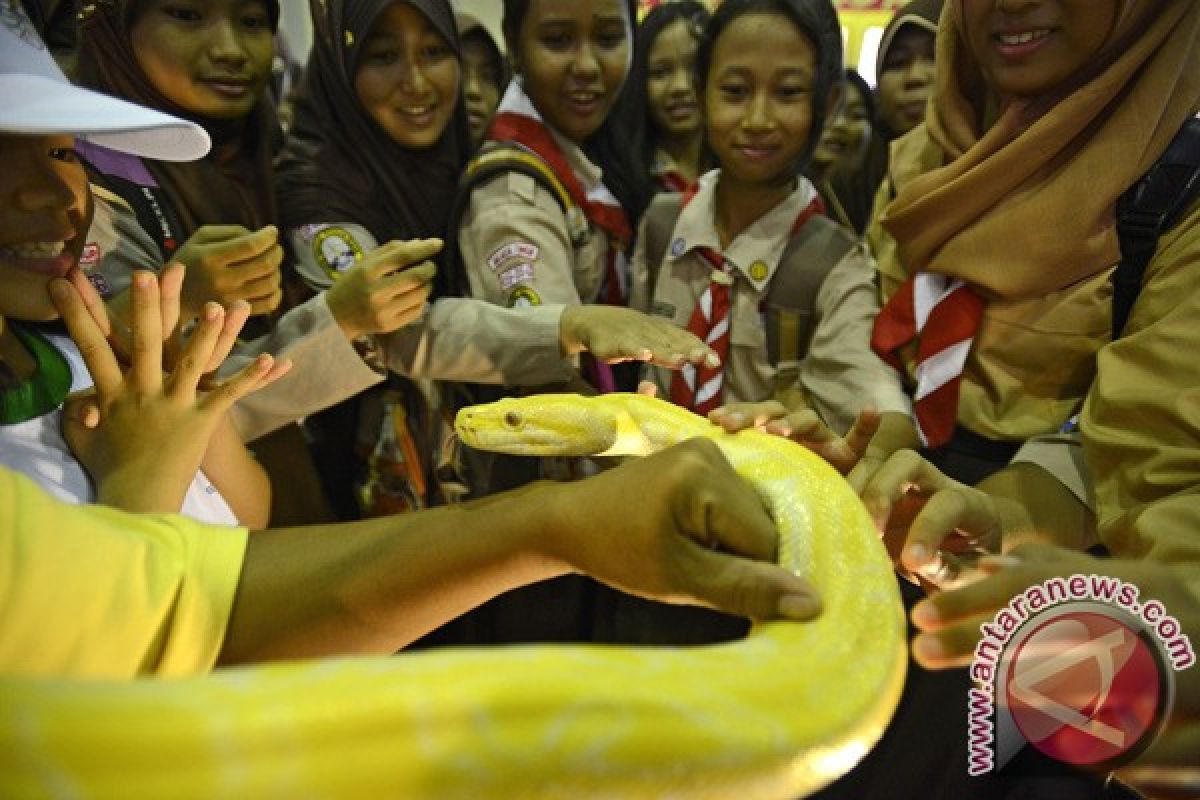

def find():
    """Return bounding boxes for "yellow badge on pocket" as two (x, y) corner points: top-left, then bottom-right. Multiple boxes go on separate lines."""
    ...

(749, 260), (769, 282)
(313, 227), (364, 279)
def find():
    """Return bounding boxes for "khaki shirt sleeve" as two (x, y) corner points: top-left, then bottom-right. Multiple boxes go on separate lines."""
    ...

(1012, 432), (1093, 510)
(223, 293), (383, 442)
(379, 300), (572, 385)
(458, 172), (586, 308)
(287, 222), (379, 292)
(1082, 201), (1200, 562)
(84, 185), (168, 298)
(0, 468), (247, 679)
(801, 244), (911, 435)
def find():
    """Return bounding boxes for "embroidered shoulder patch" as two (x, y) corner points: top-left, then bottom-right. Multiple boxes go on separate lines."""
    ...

(313, 227), (364, 278)
(487, 241), (539, 272)
(498, 262), (536, 291)
(507, 287), (541, 308)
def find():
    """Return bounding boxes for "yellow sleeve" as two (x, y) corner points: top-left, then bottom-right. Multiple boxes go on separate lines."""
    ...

(0, 468), (248, 679)
(1083, 201), (1200, 562)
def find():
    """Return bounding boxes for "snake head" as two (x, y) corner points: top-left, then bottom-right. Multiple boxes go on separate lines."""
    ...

(454, 394), (619, 456)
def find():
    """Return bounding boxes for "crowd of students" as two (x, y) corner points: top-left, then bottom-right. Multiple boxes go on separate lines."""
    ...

(2, 0), (1199, 796)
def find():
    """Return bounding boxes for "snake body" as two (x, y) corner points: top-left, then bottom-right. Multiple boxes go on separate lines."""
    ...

(1, 393), (905, 799)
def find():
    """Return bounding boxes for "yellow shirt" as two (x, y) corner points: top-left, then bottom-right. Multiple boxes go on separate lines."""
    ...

(0, 468), (247, 679)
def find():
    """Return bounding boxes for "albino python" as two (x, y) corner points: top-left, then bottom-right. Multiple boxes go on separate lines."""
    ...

(0, 393), (905, 799)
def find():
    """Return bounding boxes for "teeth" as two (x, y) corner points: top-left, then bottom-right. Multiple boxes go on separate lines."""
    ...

(999, 29), (1049, 46)
(0, 241), (65, 259)
(401, 106), (433, 115)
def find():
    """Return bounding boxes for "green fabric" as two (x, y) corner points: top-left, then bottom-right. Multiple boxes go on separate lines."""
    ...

(0, 323), (72, 425)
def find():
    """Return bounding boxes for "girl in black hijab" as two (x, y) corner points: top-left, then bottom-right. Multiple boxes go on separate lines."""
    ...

(276, 0), (471, 249)
(275, 0), (471, 519)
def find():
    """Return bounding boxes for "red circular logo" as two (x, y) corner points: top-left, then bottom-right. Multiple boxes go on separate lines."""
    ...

(1004, 610), (1167, 767)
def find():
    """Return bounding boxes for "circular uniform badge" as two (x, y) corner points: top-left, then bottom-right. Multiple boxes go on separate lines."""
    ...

(313, 227), (364, 278)
(749, 260), (770, 282)
(670, 237), (687, 257)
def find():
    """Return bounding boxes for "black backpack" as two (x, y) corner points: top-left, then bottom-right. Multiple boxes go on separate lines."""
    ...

(1112, 114), (1200, 338)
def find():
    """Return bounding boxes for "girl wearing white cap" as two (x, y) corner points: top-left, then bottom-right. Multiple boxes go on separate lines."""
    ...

(0, 1), (284, 526)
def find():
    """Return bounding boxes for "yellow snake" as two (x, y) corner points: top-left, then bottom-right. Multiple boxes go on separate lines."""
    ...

(0, 393), (905, 799)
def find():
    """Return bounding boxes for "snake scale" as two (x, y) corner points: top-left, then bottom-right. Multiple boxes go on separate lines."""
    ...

(0, 393), (906, 799)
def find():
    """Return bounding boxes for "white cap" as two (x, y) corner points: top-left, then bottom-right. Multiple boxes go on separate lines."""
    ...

(0, 2), (210, 161)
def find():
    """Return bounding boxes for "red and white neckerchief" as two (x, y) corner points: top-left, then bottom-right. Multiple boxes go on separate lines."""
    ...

(652, 153), (694, 194)
(670, 183), (825, 416)
(870, 273), (984, 448)
(656, 171), (693, 194)
(487, 82), (633, 306)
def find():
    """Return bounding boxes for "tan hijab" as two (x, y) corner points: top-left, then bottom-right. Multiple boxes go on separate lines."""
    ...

(881, 0), (1200, 299)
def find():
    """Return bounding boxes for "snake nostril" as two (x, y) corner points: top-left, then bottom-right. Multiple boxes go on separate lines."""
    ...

(504, 411), (521, 428)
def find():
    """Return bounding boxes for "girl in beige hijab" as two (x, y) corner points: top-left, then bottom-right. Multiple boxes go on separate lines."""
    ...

(870, 0), (1200, 498)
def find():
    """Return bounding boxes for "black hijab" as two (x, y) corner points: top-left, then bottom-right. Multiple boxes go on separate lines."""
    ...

(276, 0), (472, 245)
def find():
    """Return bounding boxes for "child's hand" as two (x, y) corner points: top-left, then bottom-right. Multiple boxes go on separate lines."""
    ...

(709, 402), (881, 476)
(559, 305), (719, 369)
(325, 238), (441, 341)
(51, 270), (290, 514)
(173, 224), (284, 320)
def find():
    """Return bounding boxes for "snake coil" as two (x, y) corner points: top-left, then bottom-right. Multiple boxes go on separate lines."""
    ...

(1, 393), (905, 799)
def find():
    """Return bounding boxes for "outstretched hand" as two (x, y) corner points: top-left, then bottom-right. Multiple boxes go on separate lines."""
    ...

(325, 238), (441, 341)
(542, 438), (821, 622)
(51, 268), (290, 513)
(859, 449), (1014, 589)
(173, 224), (284, 319)
(559, 305), (720, 369)
(708, 401), (882, 476)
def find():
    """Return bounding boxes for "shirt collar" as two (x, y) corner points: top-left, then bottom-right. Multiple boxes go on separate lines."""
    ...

(666, 170), (819, 292)
(550, 127), (605, 196)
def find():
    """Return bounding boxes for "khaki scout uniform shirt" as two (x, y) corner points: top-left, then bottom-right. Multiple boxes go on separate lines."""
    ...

(1082, 199), (1200, 562)
(872, 136), (1200, 561)
(631, 171), (911, 434)
(869, 150), (1113, 444)
(85, 188), (572, 442)
(458, 132), (611, 309)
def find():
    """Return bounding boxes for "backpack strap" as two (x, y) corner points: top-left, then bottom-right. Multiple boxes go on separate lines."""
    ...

(1112, 115), (1200, 339)
(765, 214), (858, 396)
(441, 141), (580, 299)
(639, 191), (686, 302)
(77, 140), (184, 262)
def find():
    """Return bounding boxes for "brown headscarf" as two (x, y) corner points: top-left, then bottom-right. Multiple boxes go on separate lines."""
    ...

(275, 0), (471, 246)
(881, 0), (1200, 300)
(73, 0), (281, 237)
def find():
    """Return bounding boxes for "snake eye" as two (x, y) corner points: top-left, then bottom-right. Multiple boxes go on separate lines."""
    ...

(504, 411), (522, 428)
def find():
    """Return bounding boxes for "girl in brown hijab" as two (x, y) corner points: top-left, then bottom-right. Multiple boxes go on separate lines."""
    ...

(75, 0), (281, 249)
(870, 0), (1200, 484)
